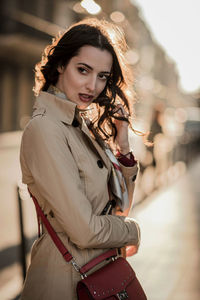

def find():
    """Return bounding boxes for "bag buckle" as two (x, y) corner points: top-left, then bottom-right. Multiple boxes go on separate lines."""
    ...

(71, 259), (87, 279)
(117, 290), (129, 299)
(71, 259), (81, 272)
(111, 256), (118, 261)
(80, 273), (87, 279)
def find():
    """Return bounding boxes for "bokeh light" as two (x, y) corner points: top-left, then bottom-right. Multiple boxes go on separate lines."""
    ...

(110, 11), (125, 23)
(80, 0), (101, 15)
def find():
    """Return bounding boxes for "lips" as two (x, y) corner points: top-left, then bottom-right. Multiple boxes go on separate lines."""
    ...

(79, 93), (94, 103)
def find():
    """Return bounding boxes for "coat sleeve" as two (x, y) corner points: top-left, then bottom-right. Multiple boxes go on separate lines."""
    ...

(20, 116), (140, 249)
(118, 161), (139, 213)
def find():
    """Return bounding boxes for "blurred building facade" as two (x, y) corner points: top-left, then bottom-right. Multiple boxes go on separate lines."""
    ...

(0, 0), (197, 133)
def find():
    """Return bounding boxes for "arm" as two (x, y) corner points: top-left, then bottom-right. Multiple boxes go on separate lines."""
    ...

(113, 114), (139, 217)
(116, 151), (139, 216)
(112, 107), (140, 258)
(20, 116), (140, 250)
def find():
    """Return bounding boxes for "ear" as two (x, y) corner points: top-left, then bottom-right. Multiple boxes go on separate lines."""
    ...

(57, 65), (64, 74)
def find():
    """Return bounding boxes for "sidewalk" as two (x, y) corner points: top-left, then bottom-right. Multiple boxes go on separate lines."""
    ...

(128, 157), (200, 300)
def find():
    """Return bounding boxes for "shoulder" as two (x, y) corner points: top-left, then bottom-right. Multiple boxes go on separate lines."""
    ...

(22, 111), (65, 145)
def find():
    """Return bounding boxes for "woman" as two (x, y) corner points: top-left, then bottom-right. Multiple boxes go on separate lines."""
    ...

(20, 18), (140, 299)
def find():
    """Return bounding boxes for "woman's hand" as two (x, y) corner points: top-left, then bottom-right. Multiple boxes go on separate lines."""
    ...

(120, 245), (139, 258)
(126, 245), (139, 256)
(113, 105), (130, 153)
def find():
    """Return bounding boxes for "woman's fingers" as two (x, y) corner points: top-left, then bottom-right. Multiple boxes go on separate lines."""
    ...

(126, 245), (138, 257)
(113, 104), (129, 118)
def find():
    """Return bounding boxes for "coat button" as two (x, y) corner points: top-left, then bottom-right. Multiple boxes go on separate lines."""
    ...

(132, 175), (137, 182)
(72, 119), (79, 127)
(97, 159), (104, 168)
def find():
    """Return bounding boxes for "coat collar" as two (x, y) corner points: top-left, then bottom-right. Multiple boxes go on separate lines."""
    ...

(33, 91), (77, 125)
(32, 91), (111, 173)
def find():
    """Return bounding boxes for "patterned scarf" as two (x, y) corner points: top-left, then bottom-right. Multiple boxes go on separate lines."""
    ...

(104, 147), (129, 212)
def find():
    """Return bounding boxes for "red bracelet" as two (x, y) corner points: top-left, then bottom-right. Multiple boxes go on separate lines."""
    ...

(116, 150), (137, 167)
(116, 151), (132, 158)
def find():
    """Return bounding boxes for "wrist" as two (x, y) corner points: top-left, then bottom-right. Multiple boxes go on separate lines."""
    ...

(117, 147), (130, 155)
(116, 149), (137, 166)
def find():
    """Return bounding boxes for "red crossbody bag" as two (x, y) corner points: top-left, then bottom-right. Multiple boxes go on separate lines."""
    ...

(30, 191), (147, 300)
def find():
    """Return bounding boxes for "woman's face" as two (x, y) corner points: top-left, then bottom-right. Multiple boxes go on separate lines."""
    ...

(56, 45), (113, 109)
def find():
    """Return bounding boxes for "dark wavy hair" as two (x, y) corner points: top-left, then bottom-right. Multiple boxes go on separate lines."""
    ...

(34, 18), (139, 143)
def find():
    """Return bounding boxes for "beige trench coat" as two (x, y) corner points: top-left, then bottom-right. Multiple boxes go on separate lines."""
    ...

(20, 91), (140, 300)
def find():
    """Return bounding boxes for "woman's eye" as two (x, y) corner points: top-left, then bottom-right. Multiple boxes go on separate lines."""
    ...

(78, 67), (87, 74)
(98, 74), (109, 81)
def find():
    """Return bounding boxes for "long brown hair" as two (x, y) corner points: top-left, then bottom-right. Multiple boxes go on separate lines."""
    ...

(34, 18), (137, 143)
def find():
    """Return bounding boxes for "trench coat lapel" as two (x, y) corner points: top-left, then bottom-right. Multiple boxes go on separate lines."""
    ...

(80, 119), (111, 173)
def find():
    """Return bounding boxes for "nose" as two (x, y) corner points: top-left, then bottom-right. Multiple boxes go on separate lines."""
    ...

(86, 75), (97, 93)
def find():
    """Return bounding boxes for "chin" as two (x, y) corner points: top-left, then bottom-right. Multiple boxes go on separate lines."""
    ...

(78, 103), (91, 110)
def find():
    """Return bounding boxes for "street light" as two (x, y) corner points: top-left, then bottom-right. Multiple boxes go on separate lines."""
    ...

(80, 0), (101, 15)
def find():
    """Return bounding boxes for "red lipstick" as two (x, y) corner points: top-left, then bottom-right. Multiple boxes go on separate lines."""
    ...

(79, 93), (93, 103)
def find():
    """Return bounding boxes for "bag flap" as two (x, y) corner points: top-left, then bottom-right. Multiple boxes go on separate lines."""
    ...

(77, 257), (135, 299)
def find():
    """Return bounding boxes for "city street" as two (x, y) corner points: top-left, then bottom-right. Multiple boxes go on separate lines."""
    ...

(0, 153), (199, 299)
(129, 157), (200, 300)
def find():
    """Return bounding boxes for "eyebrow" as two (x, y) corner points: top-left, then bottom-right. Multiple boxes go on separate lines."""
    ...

(77, 63), (111, 74)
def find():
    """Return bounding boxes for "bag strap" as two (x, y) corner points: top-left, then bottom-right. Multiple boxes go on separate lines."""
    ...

(80, 248), (117, 274)
(29, 190), (73, 263)
(29, 190), (118, 276)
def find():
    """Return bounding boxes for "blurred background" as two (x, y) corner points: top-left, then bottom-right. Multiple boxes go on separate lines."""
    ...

(0, 0), (199, 299)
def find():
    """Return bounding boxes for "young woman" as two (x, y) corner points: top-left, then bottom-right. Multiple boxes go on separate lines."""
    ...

(20, 18), (140, 299)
